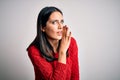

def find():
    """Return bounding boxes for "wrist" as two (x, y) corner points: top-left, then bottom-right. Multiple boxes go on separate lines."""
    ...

(58, 51), (66, 64)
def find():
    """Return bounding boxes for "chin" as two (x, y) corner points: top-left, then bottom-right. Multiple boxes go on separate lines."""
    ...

(56, 36), (62, 40)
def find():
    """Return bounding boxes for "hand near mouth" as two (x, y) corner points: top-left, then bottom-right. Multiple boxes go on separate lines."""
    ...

(58, 25), (71, 64)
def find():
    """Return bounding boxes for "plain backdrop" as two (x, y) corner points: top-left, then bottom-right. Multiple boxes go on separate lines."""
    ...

(0, 0), (120, 80)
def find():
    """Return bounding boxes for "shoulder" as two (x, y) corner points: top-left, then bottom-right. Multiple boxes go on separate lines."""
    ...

(69, 37), (78, 51)
(70, 37), (78, 47)
(27, 45), (40, 56)
(27, 45), (38, 52)
(71, 37), (77, 43)
(68, 37), (78, 58)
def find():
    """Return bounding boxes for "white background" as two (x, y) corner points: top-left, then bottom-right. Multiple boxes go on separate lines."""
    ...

(0, 0), (120, 80)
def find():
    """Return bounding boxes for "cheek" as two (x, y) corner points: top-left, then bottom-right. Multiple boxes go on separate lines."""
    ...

(45, 29), (57, 39)
(45, 27), (57, 35)
(45, 23), (58, 37)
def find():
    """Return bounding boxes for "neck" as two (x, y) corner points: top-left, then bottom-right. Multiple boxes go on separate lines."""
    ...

(47, 38), (59, 53)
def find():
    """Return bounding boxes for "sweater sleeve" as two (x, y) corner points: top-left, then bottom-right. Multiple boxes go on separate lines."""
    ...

(70, 38), (80, 80)
(27, 46), (67, 80)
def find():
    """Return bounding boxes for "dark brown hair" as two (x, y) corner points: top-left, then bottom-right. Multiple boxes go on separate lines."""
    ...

(27, 6), (63, 61)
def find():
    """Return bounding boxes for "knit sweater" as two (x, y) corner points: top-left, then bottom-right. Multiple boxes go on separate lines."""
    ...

(27, 37), (79, 80)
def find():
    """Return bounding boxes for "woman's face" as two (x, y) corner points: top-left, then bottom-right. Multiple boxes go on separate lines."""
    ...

(42, 11), (64, 41)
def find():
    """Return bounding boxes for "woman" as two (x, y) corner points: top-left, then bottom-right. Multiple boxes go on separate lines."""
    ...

(27, 6), (79, 80)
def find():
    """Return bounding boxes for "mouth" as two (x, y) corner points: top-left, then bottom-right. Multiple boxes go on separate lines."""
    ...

(57, 31), (62, 36)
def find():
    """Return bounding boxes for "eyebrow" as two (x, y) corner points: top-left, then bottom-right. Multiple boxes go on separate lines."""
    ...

(50, 19), (64, 22)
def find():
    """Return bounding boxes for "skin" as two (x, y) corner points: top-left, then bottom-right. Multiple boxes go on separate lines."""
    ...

(42, 11), (71, 64)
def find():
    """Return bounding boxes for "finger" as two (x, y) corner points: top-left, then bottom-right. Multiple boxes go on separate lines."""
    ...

(62, 26), (67, 37)
(62, 26), (66, 37)
(69, 31), (71, 37)
(66, 27), (70, 37)
(68, 31), (72, 39)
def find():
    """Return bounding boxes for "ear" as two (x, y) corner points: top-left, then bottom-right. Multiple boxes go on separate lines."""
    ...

(41, 27), (45, 32)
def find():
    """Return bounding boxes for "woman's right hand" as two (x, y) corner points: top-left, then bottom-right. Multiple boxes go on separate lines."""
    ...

(60, 25), (71, 53)
(58, 25), (71, 64)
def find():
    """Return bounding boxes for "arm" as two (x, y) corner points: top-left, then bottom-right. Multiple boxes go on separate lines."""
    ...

(70, 38), (80, 80)
(58, 26), (71, 64)
(28, 46), (67, 80)
(28, 26), (71, 80)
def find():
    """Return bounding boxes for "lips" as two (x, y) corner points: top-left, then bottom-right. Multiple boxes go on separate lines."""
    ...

(57, 31), (62, 36)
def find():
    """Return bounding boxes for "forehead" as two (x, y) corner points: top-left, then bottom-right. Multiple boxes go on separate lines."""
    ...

(49, 11), (63, 20)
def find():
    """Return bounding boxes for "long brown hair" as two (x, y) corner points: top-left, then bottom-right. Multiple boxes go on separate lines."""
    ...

(27, 6), (63, 61)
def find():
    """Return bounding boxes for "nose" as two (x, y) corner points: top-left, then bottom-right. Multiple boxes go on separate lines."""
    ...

(58, 22), (63, 29)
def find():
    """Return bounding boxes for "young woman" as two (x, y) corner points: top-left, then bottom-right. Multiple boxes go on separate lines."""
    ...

(27, 6), (79, 80)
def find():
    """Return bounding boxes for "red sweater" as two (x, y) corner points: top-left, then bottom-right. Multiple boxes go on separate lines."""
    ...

(27, 37), (79, 80)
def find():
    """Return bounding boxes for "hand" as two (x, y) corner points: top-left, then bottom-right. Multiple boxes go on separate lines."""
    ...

(59, 25), (71, 54)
